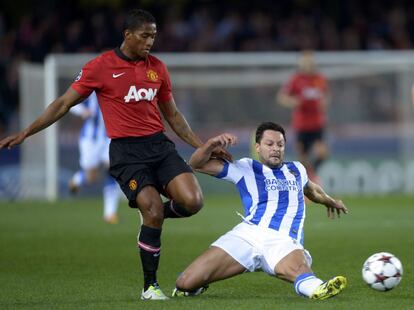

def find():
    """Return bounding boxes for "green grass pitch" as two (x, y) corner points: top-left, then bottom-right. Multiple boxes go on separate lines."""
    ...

(1, 194), (413, 309)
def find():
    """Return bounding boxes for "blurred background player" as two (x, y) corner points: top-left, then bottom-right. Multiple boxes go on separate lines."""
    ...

(277, 51), (329, 182)
(68, 91), (121, 224)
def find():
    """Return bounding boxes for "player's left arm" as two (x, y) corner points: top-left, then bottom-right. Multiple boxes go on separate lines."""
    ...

(304, 180), (348, 219)
(159, 98), (233, 161)
(159, 97), (203, 148)
(189, 133), (237, 176)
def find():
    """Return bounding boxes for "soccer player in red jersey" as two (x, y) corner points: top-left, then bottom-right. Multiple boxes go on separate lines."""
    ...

(0, 9), (230, 300)
(277, 51), (329, 181)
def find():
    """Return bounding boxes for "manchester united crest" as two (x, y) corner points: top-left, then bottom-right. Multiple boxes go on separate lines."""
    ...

(129, 179), (138, 191)
(146, 69), (158, 82)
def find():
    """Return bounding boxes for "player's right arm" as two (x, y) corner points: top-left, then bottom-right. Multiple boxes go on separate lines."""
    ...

(0, 87), (85, 149)
(189, 133), (237, 176)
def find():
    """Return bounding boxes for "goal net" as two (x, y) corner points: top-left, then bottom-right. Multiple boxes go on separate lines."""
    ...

(16, 51), (414, 200)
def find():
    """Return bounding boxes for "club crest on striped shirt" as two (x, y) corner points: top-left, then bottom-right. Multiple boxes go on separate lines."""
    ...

(289, 169), (298, 176)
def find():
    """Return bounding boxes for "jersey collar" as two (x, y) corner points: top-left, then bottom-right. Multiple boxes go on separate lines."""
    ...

(114, 47), (147, 63)
(253, 159), (284, 170)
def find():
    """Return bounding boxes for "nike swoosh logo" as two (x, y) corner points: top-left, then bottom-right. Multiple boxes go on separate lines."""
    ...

(112, 72), (125, 78)
(141, 295), (152, 300)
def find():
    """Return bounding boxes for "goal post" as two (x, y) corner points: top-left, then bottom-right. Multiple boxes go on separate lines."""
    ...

(17, 51), (414, 200)
(19, 62), (47, 199)
(44, 56), (58, 201)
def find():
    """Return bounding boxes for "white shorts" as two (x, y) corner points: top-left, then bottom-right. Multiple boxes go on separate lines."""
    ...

(79, 137), (110, 170)
(211, 222), (312, 276)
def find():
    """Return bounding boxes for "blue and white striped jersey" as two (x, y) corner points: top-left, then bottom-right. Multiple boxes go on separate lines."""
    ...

(216, 158), (309, 244)
(70, 92), (108, 142)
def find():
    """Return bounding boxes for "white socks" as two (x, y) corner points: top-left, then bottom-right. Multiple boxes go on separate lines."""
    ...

(103, 178), (120, 218)
(294, 272), (323, 297)
(72, 170), (86, 186)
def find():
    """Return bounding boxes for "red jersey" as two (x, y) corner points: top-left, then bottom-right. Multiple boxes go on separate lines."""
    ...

(281, 72), (328, 132)
(71, 48), (173, 138)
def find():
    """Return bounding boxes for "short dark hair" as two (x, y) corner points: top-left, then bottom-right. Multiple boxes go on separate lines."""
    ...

(123, 9), (156, 32)
(255, 122), (286, 143)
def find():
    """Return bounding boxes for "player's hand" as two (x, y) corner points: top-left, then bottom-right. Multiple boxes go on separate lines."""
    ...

(210, 133), (237, 162)
(209, 133), (237, 148)
(212, 147), (233, 162)
(0, 132), (27, 150)
(326, 199), (348, 219)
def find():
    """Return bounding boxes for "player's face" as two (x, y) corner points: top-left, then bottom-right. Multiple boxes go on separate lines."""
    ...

(256, 130), (285, 168)
(298, 53), (315, 73)
(125, 23), (157, 59)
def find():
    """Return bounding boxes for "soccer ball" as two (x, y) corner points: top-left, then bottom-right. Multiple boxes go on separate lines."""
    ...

(362, 252), (403, 291)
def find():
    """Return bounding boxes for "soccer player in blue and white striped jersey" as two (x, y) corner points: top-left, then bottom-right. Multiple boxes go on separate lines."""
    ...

(68, 92), (121, 224)
(173, 122), (348, 300)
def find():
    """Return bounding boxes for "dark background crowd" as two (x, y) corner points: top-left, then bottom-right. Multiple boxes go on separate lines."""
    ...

(1, 0), (414, 135)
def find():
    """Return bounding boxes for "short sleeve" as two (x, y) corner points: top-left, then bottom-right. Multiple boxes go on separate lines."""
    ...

(295, 161), (309, 188)
(215, 158), (249, 184)
(157, 62), (173, 103)
(71, 59), (102, 97)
